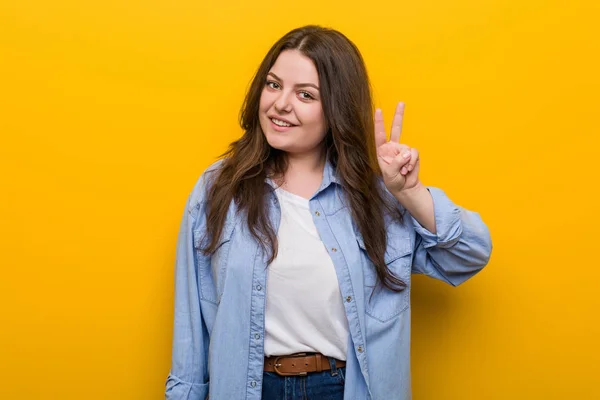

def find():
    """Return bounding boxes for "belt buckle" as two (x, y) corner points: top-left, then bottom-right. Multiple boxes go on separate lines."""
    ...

(273, 353), (309, 377)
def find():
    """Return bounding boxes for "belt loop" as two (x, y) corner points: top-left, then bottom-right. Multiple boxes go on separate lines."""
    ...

(328, 356), (338, 376)
(316, 354), (322, 372)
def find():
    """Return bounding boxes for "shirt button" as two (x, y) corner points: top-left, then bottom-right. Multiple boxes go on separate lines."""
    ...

(250, 381), (257, 388)
(331, 247), (337, 252)
(315, 211), (320, 216)
(254, 333), (260, 340)
(357, 346), (364, 353)
(346, 296), (352, 302)
(256, 285), (262, 291)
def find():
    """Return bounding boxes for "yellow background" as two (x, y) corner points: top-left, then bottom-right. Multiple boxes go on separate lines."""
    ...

(1, 0), (598, 398)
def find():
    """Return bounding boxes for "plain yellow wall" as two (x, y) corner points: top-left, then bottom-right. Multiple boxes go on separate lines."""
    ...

(1, 0), (598, 398)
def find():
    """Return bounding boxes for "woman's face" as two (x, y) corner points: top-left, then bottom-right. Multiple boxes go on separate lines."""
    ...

(259, 50), (328, 156)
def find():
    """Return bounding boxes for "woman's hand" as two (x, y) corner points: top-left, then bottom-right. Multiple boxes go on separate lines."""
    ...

(375, 102), (421, 195)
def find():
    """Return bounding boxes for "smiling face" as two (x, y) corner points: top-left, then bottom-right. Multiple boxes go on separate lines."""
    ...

(259, 50), (328, 156)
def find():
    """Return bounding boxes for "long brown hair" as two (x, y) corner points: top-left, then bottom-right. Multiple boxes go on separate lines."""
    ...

(203, 25), (406, 292)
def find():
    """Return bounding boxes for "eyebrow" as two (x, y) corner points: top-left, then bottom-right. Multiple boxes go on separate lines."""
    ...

(267, 72), (320, 91)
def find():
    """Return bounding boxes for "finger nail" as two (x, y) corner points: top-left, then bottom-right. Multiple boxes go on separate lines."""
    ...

(402, 151), (410, 158)
(401, 167), (408, 174)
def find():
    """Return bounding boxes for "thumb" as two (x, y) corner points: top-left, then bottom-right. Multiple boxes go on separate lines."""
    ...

(378, 155), (393, 165)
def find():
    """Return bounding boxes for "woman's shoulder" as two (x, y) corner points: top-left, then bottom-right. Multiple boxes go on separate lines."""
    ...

(187, 158), (227, 210)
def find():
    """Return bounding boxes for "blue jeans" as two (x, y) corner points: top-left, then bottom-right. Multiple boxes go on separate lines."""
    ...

(261, 356), (345, 400)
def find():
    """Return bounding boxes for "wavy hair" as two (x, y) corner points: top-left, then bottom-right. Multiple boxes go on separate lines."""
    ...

(203, 25), (406, 292)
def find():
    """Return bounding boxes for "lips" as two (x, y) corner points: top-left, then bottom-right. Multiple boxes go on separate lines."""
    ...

(267, 117), (296, 133)
(268, 115), (297, 126)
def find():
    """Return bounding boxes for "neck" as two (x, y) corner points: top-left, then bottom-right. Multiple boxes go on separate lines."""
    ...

(285, 146), (326, 176)
(272, 146), (327, 196)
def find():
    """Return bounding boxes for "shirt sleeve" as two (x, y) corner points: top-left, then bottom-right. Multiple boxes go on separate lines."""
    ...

(165, 195), (211, 399)
(410, 187), (493, 286)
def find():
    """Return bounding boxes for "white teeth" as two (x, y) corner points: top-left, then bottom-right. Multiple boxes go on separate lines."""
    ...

(272, 118), (292, 127)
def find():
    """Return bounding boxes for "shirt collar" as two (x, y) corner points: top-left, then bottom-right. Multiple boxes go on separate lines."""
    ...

(321, 156), (341, 187)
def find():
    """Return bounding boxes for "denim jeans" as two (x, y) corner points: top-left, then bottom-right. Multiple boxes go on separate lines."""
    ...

(261, 356), (345, 400)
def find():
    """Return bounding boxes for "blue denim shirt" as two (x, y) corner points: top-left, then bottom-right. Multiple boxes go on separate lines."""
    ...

(165, 159), (492, 400)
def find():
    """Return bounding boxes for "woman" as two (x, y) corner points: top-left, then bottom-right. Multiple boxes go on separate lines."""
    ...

(165, 25), (492, 400)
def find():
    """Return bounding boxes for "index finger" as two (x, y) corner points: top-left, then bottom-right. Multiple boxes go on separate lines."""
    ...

(374, 108), (386, 148)
(390, 102), (405, 143)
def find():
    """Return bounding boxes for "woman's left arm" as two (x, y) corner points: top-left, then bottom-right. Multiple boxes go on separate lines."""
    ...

(375, 102), (492, 285)
(395, 183), (492, 286)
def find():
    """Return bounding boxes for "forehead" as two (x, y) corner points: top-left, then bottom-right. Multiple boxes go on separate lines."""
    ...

(269, 50), (319, 84)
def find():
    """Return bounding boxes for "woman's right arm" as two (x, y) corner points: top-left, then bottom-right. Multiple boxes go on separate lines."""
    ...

(165, 195), (211, 400)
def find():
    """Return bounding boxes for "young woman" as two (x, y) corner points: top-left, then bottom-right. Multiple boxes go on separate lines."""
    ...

(165, 25), (492, 400)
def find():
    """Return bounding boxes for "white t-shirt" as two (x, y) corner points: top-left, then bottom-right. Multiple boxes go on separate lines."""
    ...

(264, 187), (349, 361)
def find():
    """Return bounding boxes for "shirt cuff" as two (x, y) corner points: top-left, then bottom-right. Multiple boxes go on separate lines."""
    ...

(165, 373), (209, 400)
(409, 187), (463, 249)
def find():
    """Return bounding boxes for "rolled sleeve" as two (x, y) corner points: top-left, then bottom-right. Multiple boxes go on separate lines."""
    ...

(165, 373), (209, 400)
(410, 187), (463, 249)
(411, 187), (492, 286)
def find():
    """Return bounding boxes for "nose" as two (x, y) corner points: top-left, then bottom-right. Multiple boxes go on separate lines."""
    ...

(274, 91), (293, 113)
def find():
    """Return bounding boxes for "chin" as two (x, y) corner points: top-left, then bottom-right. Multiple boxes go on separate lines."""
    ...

(264, 133), (292, 152)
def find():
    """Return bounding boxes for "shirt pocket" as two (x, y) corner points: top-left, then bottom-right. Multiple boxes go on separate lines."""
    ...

(357, 234), (412, 322)
(193, 221), (235, 304)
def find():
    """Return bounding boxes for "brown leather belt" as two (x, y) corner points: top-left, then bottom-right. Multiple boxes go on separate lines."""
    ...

(264, 353), (346, 376)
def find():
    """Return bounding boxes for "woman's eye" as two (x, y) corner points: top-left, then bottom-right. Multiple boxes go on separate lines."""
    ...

(299, 91), (314, 100)
(266, 81), (280, 89)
